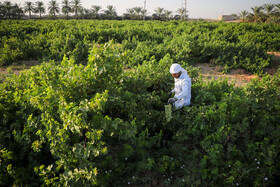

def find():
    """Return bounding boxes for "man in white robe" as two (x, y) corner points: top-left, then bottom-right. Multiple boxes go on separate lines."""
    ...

(168, 63), (191, 109)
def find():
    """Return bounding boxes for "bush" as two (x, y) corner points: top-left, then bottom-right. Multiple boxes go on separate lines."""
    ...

(1, 41), (280, 186)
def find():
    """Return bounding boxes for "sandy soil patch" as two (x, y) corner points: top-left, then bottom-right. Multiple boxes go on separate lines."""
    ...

(195, 52), (279, 87)
(194, 63), (260, 87)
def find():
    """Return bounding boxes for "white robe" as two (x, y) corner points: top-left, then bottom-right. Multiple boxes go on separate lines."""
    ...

(171, 69), (191, 109)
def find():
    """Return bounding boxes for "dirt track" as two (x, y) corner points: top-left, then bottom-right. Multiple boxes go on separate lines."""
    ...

(195, 63), (259, 87)
(196, 52), (280, 87)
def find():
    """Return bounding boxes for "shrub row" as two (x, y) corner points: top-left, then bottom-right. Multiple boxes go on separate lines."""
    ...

(1, 20), (280, 74)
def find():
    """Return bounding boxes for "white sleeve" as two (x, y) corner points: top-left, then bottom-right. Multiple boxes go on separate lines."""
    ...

(175, 81), (188, 100)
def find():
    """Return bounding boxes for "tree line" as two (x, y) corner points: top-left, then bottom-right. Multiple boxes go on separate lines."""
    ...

(0, 0), (188, 20)
(1, 1), (279, 23)
(239, 3), (280, 23)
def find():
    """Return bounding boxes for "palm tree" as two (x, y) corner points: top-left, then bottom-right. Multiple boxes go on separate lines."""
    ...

(71, 0), (82, 18)
(263, 3), (275, 16)
(275, 4), (280, 13)
(133, 7), (142, 20)
(239, 10), (248, 22)
(250, 6), (263, 22)
(24, 1), (34, 19)
(12, 3), (24, 19)
(153, 7), (164, 20)
(141, 8), (147, 21)
(263, 3), (276, 22)
(0, 2), (2, 16)
(79, 8), (91, 19)
(126, 8), (135, 20)
(176, 8), (184, 20)
(84, 8), (92, 19)
(3, 1), (13, 18)
(91, 5), (102, 19)
(62, 0), (71, 18)
(48, 0), (59, 17)
(35, 1), (45, 18)
(0, 2), (5, 18)
(77, 7), (83, 18)
(163, 10), (172, 20)
(104, 5), (117, 19)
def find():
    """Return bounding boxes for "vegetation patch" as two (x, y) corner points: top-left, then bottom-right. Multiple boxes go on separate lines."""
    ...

(1, 42), (280, 186)
(0, 20), (280, 75)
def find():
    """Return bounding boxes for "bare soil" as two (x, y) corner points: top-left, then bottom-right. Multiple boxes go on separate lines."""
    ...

(0, 61), (41, 75)
(195, 52), (280, 87)
(195, 63), (259, 87)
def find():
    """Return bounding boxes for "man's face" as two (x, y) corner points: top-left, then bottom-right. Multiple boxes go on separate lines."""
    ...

(171, 71), (181, 79)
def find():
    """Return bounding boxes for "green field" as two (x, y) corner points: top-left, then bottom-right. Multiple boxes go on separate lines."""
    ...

(1, 20), (280, 186)
(1, 20), (280, 72)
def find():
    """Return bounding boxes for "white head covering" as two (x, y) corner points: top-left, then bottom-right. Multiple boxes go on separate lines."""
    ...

(170, 63), (183, 74)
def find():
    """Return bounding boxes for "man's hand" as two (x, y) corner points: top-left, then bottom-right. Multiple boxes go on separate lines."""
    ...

(168, 97), (178, 105)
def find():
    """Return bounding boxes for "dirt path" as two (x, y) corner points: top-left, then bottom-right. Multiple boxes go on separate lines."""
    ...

(195, 52), (280, 87)
(195, 63), (259, 87)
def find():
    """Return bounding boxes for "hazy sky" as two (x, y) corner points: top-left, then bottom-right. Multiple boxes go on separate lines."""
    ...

(6, 0), (280, 19)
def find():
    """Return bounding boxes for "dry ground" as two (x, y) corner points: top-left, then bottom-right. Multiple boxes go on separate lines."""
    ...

(195, 52), (280, 87)
(194, 63), (259, 87)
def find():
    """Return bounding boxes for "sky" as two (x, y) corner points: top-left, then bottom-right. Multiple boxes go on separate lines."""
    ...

(6, 0), (280, 19)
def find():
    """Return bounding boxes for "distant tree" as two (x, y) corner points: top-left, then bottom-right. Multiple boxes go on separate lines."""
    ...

(84, 8), (92, 19)
(163, 10), (172, 20)
(3, 1), (13, 18)
(141, 8), (147, 20)
(48, 0), (59, 17)
(275, 4), (280, 13)
(126, 8), (135, 19)
(24, 1), (34, 19)
(125, 7), (144, 20)
(79, 8), (91, 19)
(0, 2), (5, 18)
(263, 3), (276, 22)
(12, 3), (24, 19)
(133, 7), (142, 20)
(35, 1), (45, 18)
(153, 7), (164, 20)
(263, 3), (276, 16)
(176, 8), (185, 20)
(250, 6), (263, 22)
(270, 4), (280, 23)
(71, 0), (82, 18)
(239, 10), (248, 22)
(104, 5), (117, 19)
(62, 0), (71, 18)
(91, 5), (102, 19)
